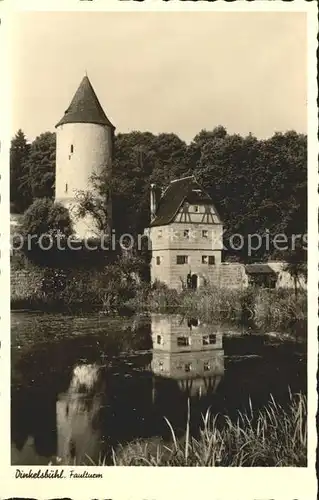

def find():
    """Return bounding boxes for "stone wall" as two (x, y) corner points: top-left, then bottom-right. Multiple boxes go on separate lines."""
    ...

(219, 263), (248, 289)
(11, 260), (306, 300)
(11, 268), (44, 299)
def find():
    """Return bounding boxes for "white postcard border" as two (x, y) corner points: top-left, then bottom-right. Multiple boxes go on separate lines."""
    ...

(0, 1), (317, 499)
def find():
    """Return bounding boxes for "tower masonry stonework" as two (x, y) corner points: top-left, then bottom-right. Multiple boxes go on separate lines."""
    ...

(55, 76), (114, 239)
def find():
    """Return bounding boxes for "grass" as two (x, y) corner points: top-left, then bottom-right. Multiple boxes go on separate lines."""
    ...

(50, 393), (307, 467)
(112, 392), (307, 466)
(48, 393), (306, 467)
(129, 283), (307, 337)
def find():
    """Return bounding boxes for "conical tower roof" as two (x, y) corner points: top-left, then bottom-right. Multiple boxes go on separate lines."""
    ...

(56, 76), (115, 128)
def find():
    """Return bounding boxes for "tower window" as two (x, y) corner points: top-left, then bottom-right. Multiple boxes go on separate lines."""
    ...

(203, 334), (216, 345)
(177, 336), (190, 347)
(157, 335), (162, 345)
(176, 255), (188, 265)
(70, 144), (74, 153)
(65, 183), (68, 193)
(156, 256), (161, 265)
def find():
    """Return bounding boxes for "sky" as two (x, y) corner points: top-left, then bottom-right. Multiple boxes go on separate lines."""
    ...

(11, 11), (307, 143)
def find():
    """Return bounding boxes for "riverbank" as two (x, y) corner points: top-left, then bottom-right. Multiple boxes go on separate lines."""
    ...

(127, 285), (307, 338)
(112, 391), (307, 466)
(12, 283), (307, 338)
(11, 263), (306, 337)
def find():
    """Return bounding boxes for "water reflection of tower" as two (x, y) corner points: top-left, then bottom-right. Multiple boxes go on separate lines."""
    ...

(150, 314), (224, 403)
(56, 363), (104, 464)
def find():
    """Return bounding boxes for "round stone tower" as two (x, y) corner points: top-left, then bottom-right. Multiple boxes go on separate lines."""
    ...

(55, 75), (115, 239)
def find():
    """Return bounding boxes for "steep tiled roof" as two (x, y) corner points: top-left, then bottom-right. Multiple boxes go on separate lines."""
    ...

(56, 76), (115, 128)
(150, 175), (221, 227)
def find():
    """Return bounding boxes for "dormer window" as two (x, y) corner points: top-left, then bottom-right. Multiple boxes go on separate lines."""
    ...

(70, 144), (74, 153)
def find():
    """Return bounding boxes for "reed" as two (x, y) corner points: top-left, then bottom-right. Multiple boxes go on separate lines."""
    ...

(112, 392), (307, 467)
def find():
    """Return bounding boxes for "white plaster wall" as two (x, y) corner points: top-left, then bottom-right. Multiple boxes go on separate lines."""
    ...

(55, 122), (112, 238)
(268, 261), (307, 290)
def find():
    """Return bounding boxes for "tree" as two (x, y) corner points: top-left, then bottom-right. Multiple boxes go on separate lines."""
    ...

(10, 129), (31, 212)
(26, 132), (56, 199)
(21, 197), (73, 239)
(18, 198), (73, 266)
(16, 125), (306, 265)
(112, 131), (188, 237)
(283, 244), (307, 297)
(75, 168), (111, 236)
(194, 128), (307, 261)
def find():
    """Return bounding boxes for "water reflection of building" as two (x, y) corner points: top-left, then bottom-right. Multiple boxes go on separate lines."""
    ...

(56, 363), (104, 464)
(151, 314), (224, 398)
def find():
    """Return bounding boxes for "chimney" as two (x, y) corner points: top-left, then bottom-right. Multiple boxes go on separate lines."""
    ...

(150, 184), (157, 221)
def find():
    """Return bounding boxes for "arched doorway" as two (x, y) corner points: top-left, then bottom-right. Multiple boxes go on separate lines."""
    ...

(191, 274), (198, 290)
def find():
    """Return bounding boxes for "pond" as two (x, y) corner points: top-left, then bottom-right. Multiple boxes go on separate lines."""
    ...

(11, 312), (306, 465)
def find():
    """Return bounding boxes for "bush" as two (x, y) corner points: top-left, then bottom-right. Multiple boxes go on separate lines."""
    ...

(16, 198), (73, 267)
(253, 288), (307, 333)
(179, 286), (243, 322)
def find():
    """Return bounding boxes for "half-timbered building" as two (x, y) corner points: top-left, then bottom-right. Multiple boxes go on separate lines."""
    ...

(146, 176), (223, 290)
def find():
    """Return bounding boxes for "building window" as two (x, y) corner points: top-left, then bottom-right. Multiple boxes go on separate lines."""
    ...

(184, 363), (192, 372)
(177, 336), (190, 347)
(65, 183), (68, 193)
(203, 334), (217, 346)
(70, 144), (74, 153)
(156, 256), (161, 265)
(208, 256), (215, 265)
(184, 229), (189, 238)
(204, 362), (210, 371)
(202, 255), (208, 264)
(176, 255), (188, 265)
(202, 230), (208, 238)
(193, 205), (199, 213)
(158, 229), (162, 239)
(159, 361), (164, 372)
(187, 318), (199, 328)
(157, 335), (162, 345)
